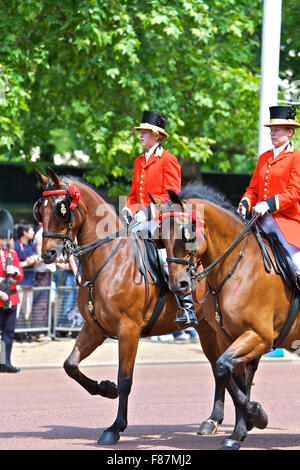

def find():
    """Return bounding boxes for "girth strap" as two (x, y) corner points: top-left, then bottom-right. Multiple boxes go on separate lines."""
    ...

(273, 287), (300, 349)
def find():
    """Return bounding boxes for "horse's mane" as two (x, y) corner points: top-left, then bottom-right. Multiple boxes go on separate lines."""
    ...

(179, 180), (238, 217)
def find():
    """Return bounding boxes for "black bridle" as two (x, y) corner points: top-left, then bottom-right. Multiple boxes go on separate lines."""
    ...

(159, 206), (207, 276)
(33, 179), (88, 258)
(160, 208), (259, 297)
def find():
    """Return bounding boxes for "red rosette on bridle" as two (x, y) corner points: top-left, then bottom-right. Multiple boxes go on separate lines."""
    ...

(68, 185), (88, 210)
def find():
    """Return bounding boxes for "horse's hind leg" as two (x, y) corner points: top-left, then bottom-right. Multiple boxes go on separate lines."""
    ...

(64, 322), (118, 399)
(197, 377), (225, 436)
(195, 320), (225, 435)
(219, 360), (259, 450)
(98, 323), (140, 445)
(216, 334), (268, 449)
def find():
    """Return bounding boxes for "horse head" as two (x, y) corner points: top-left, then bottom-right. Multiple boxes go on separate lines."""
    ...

(150, 190), (207, 296)
(34, 167), (88, 263)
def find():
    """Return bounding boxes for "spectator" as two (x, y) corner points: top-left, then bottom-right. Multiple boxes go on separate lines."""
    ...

(56, 255), (82, 336)
(173, 331), (190, 342)
(31, 226), (55, 341)
(0, 210), (24, 372)
(14, 223), (40, 330)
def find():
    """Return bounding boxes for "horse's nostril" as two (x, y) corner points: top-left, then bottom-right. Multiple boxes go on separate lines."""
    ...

(179, 280), (189, 290)
(43, 249), (57, 263)
(177, 280), (190, 296)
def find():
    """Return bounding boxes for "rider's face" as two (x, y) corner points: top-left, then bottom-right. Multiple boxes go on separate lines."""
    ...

(139, 130), (160, 149)
(269, 126), (294, 148)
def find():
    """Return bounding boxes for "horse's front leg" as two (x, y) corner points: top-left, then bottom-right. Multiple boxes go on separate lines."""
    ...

(64, 322), (118, 398)
(98, 322), (141, 445)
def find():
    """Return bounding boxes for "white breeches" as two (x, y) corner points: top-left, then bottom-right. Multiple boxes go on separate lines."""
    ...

(260, 214), (300, 274)
(130, 220), (159, 238)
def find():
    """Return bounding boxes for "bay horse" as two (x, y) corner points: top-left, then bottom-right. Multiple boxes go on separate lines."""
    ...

(34, 167), (237, 447)
(152, 180), (300, 450)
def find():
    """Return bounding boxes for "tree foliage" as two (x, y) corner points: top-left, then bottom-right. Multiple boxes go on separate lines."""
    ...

(0, 1), (297, 195)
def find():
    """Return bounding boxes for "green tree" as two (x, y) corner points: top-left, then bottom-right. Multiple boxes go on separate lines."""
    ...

(1, 0), (293, 195)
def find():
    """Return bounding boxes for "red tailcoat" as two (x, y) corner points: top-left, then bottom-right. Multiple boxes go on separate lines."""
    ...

(240, 146), (300, 249)
(0, 249), (24, 307)
(125, 147), (181, 216)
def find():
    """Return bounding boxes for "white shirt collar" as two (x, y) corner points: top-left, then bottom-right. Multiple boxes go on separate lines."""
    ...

(273, 140), (289, 158)
(145, 143), (160, 161)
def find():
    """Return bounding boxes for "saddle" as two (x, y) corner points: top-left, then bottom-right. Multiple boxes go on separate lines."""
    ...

(130, 234), (169, 337)
(253, 222), (298, 289)
(253, 222), (300, 348)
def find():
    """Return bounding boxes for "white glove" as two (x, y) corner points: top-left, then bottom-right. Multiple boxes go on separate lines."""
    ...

(253, 201), (270, 216)
(133, 210), (147, 224)
(237, 205), (247, 219)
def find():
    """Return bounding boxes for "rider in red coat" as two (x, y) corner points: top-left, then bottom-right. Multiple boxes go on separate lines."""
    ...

(122, 111), (198, 327)
(122, 111), (181, 220)
(238, 105), (300, 277)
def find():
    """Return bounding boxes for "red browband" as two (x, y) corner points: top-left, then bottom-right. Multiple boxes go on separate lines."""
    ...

(43, 185), (88, 210)
(158, 209), (206, 241)
(43, 190), (66, 196)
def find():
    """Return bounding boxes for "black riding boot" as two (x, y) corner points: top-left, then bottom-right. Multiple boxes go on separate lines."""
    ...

(174, 293), (198, 327)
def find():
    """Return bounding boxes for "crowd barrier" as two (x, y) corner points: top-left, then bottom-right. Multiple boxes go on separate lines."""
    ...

(15, 272), (83, 338)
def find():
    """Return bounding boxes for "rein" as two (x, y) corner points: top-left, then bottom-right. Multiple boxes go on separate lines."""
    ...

(37, 182), (159, 334)
(194, 213), (259, 283)
(163, 208), (259, 284)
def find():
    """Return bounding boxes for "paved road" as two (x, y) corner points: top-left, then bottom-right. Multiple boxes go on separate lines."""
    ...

(0, 360), (300, 451)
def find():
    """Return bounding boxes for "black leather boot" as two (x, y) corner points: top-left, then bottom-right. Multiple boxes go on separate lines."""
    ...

(174, 293), (198, 327)
(0, 343), (20, 372)
(0, 364), (20, 373)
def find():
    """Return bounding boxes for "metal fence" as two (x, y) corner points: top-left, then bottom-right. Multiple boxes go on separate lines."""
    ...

(15, 272), (83, 338)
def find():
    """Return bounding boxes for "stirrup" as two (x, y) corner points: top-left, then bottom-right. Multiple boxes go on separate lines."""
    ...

(173, 293), (198, 327)
(174, 308), (198, 327)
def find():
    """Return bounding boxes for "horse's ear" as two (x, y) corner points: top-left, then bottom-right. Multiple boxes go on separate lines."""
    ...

(35, 169), (49, 188)
(167, 190), (183, 207)
(47, 167), (61, 187)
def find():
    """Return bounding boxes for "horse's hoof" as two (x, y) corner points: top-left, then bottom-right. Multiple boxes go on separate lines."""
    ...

(197, 419), (218, 436)
(98, 380), (119, 399)
(218, 438), (241, 451)
(249, 402), (268, 429)
(246, 420), (254, 432)
(98, 430), (120, 445)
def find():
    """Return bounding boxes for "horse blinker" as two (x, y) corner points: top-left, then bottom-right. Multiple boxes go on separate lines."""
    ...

(33, 199), (42, 223)
(53, 198), (70, 221)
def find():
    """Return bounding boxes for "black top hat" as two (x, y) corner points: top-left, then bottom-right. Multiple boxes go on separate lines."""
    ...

(264, 105), (300, 127)
(0, 209), (14, 239)
(134, 111), (169, 138)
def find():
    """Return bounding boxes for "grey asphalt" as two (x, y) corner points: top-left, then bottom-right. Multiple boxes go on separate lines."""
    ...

(1, 360), (300, 450)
